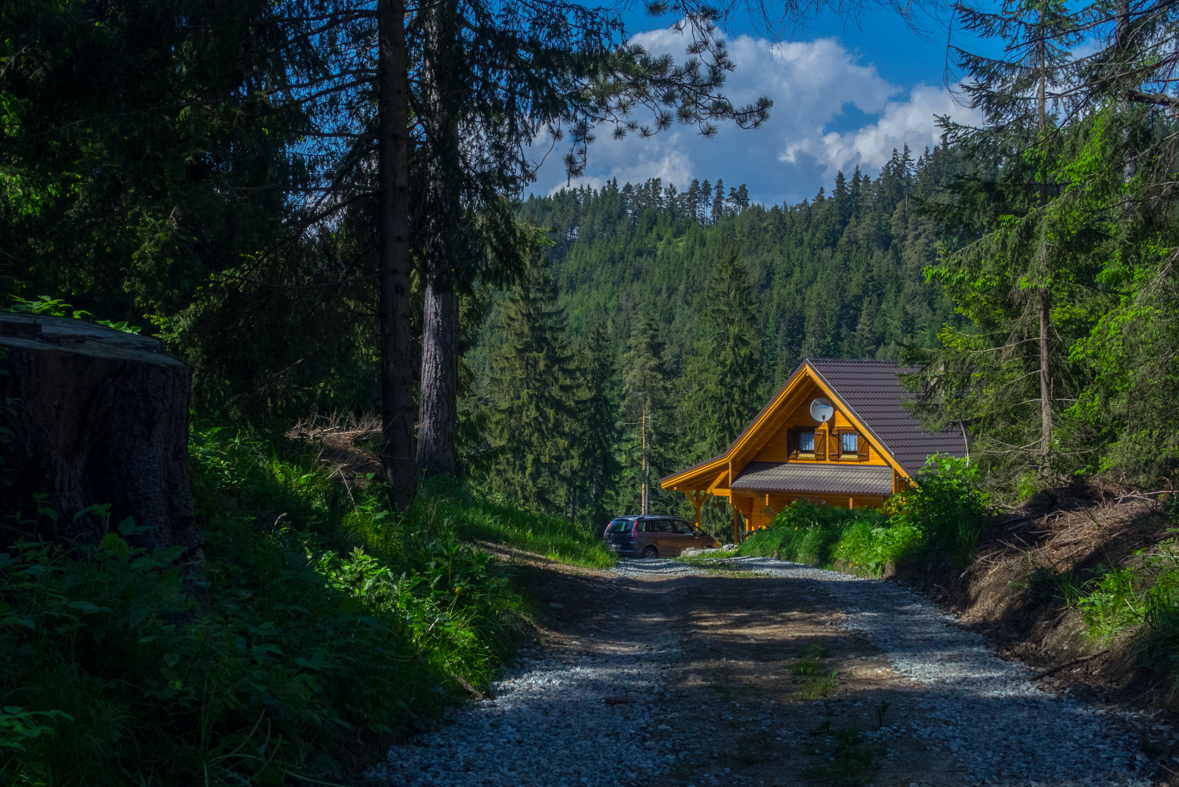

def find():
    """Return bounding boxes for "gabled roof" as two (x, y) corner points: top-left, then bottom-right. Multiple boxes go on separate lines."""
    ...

(660, 358), (966, 487)
(808, 359), (966, 477)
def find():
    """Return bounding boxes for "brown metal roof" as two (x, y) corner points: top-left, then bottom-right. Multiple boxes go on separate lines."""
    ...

(806, 359), (966, 477)
(660, 358), (966, 485)
(731, 462), (893, 495)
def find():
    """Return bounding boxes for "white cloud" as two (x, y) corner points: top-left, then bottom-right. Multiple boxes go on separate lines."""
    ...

(787, 83), (967, 175)
(528, 26), (981, 205)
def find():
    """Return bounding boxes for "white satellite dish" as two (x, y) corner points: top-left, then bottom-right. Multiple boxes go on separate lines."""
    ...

(809, 397), (834, 423)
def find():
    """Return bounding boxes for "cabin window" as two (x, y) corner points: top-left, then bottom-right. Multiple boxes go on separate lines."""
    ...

(841, 433), (858, 455)
(799, 430), (815, 453)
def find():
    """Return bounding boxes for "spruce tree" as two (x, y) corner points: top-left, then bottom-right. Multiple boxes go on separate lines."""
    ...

(681, 251), (765, 460)
(572, 321), (620, 529)
(917, 0), (1091, 487)
(619, 315), (672, 515)
(483, 260), (578, 511)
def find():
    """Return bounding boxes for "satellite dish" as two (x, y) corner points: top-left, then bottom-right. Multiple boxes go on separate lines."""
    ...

(809, 397), (834, 423)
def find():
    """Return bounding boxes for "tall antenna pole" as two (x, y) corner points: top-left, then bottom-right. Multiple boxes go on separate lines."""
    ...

(641, 395), (649, 515)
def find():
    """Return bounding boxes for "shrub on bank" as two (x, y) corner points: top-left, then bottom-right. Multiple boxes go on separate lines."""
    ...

(735, 455), (986, 577)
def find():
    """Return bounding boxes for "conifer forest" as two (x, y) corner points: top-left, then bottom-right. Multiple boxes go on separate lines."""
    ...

(5, 0), (1179, 783)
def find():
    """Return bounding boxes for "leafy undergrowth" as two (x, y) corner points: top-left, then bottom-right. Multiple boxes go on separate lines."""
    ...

(735, 504), (895, 576)
(693, 456), (987, 578)
(933, 482), (1179, 712)
(0, 427), (529, 786)
(417, 476), (617, 570)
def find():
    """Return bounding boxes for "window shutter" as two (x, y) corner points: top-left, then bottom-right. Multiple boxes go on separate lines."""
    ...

(814, 429), (826, 459)
(857, 433), (870, 462)
(830, 429), (842, 460)
(787, 427), (799, 458)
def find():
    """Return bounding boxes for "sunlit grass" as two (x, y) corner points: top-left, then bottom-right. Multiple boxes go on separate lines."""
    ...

(417, 476), (617, 570)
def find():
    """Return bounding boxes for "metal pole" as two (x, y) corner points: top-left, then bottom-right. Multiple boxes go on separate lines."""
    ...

(641, 396), (649, 515)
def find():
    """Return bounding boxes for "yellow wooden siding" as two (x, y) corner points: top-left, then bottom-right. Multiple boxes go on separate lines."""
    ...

(662, 362), (911, 499)
(751, 383), (887, 466)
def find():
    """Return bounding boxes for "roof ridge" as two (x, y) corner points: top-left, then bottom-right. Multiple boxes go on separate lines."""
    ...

(806, 357), (903, 364)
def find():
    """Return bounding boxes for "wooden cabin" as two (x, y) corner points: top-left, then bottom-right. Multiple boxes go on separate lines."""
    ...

(660, 359), (967, 541)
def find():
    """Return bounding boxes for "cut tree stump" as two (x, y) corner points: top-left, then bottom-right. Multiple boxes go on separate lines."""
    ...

(0, 313), (199, 553)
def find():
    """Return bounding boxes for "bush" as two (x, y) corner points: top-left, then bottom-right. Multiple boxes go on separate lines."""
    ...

(731, 455), (986, 577)
(0, 511), (427, 785)
(738, 504), (894, 575)
(885, 454), (987, 571)
(0, 426), (525, 786)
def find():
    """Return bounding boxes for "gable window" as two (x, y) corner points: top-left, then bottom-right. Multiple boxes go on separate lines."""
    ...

(799, 430), (815, 453)
(841, 432), (858, 455)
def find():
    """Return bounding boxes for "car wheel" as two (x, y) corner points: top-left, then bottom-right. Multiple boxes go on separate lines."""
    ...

(641, 546), (658, 559)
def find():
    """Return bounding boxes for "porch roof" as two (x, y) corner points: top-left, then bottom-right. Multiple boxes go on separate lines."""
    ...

(730, 462), (893, 496)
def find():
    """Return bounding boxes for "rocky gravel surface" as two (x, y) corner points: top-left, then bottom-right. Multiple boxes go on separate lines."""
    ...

(371, 633), (681, 786)
(673, 555), (1155, 787)
(373, 554), (1158, 787)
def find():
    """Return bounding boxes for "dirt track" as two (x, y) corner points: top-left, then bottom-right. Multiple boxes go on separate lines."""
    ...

(500, 552), (1159, 787)
(522, 559), (963, 786)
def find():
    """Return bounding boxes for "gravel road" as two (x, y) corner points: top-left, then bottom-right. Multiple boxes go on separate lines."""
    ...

(371, 555), (1159, 787)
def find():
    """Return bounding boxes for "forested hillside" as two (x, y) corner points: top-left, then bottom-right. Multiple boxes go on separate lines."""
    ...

(465, 146), (969, 529)
(523, 146), (961, 372)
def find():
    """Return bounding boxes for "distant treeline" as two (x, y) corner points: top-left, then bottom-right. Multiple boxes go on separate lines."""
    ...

(515, 145), (962, 382)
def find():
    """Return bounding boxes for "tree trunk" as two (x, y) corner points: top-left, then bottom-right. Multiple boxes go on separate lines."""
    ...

(417, 0), (463, 480)
(0, 314), (198, 552)
(1036, 9), (1052, 460)
(1117, 0), (1138, 212)
(378, 0), (417, 511)
(1039, 290), (1052, 456)
(417, 281), (459, 477)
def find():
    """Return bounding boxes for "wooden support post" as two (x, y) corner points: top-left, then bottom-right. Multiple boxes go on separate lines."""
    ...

(684, 489), (708, 530)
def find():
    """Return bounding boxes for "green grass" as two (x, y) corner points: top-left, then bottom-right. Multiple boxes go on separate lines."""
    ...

(418, 476), (617, 569)
(799, 672), (840, 701)
(801, 721), (884, 786)
(791, 645), (830, 677)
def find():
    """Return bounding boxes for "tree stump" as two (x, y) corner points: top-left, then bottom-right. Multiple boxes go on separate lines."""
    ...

(0, 313), (199, 553)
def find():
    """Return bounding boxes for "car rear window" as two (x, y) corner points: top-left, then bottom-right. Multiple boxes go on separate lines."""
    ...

(606, 519), (633, 533)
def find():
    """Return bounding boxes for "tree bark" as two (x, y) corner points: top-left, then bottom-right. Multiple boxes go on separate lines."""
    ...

(1037, 8), (1052, 460)
(417, 0), (464, 480)
(418, 281), (459, 477)
(378, 0), (417, 510)
(0, 314), (198, 553)
(1117, 0), (1138, 210)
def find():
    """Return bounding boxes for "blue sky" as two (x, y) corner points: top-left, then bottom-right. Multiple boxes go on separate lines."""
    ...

(528, 3), (987, 206)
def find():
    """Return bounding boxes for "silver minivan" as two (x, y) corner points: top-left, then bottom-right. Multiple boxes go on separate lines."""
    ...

(603, 515), (720, 558)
